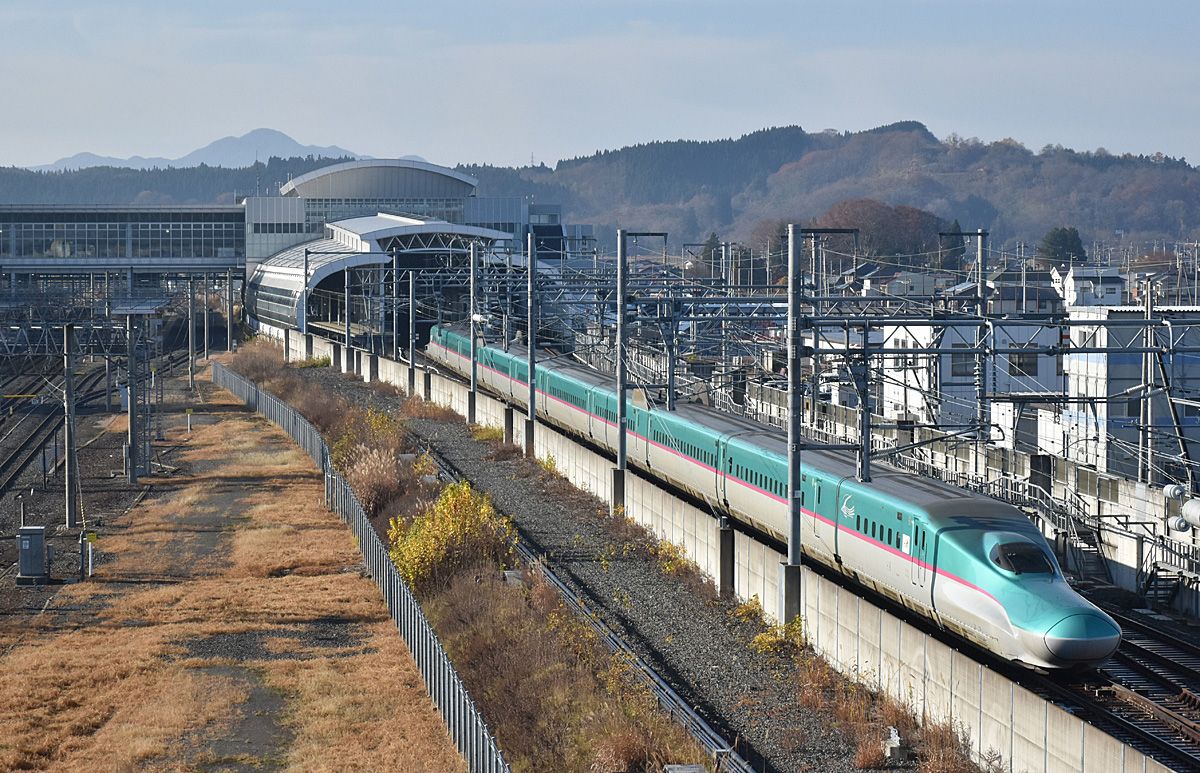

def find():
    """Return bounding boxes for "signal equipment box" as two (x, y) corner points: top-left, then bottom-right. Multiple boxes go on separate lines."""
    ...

(16, 525), (48, 585)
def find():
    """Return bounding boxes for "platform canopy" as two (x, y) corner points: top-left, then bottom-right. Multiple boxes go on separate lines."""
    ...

(246, 213), (510, 332)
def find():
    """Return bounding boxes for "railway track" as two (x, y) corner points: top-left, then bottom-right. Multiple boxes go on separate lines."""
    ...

(0, 368), (114, 496)
(315, 329), (1200, 771)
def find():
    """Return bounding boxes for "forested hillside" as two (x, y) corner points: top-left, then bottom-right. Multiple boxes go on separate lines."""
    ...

(0, 156), (355, 205)
(3, 123), (1198, 251)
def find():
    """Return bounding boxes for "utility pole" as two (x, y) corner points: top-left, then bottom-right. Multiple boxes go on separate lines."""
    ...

(525, 234), (537, 458)
(64, 325), (78, 528)
(783, 224), (806, 625)
(613, 229), (628, 509)
(468, 242), (478, 424)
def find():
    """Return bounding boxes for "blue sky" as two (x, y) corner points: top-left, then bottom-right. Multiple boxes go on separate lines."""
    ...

(2, 1), (1198, 167)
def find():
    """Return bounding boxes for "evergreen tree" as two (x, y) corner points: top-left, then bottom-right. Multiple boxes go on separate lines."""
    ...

(1037, 226), (1088, 265)
(935, 219), (966, 271)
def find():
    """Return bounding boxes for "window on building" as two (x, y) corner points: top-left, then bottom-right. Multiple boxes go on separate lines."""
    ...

(1009, 345), (1038, 378)
(950, 343), (974, 377)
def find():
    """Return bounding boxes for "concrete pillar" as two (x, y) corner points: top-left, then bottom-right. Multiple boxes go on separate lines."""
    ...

(423, 369), (432, 401)
(503, 406), (514, 444)
(342, 346), (353, 374)
(364, 353), (378, 383)
(525, 418), (536, 458)
(611, 468), (625, 512)
(283, 328), (291, 363)
(719, 517), (735, 597)
(304, 334), (314, 360)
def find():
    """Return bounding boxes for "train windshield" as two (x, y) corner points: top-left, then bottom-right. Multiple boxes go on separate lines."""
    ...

(989, 542), (1055, 575)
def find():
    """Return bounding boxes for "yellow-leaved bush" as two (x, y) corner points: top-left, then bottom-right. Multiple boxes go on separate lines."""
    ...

(387, 480), (517, 593)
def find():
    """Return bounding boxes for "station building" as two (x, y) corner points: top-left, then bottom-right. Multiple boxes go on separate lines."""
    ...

(0, 158), (590, 297)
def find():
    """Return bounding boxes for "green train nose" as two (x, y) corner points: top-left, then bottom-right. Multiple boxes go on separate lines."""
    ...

(1044, 613), (1121, 663)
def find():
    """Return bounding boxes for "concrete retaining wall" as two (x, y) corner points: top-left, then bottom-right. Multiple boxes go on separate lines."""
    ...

(306, 342), (1171, 773)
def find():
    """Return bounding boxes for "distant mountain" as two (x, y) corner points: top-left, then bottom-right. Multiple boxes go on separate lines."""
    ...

(31, 129), (366, 171)
(463, 122), (1200, 249)
(7, 123), (1198, 250)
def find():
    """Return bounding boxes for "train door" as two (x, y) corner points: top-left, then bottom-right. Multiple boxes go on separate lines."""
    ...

(715, 437), (731, 507)
(910, 522), (929, 586)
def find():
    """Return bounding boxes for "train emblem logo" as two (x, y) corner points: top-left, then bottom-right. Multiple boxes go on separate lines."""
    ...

(840, 494), (855, 520)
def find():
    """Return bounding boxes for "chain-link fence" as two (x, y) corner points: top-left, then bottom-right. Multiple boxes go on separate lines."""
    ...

(212, 362), (509, 773)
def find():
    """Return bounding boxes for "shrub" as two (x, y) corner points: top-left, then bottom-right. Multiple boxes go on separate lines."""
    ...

(538, 454), (560, 477)
(732, 595), (764, 624)
(469, 424), (504, 443)
(345, 446), (410, 517)
(294, 355), (331, 368)
(229, 340), (285, 384)
(387, 481), (517, 593)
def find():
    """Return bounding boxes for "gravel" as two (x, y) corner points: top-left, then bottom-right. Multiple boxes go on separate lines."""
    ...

(293, 365), (880, 773)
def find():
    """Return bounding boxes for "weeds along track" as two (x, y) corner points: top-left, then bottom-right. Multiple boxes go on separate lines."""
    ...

(424, 447), (758, 772)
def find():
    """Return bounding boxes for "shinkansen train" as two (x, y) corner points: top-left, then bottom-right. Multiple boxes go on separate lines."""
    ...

(427, 324), (1121, 670)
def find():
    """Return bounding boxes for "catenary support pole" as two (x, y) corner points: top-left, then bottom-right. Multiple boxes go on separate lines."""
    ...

(468, 242), (478, 424)
(855, 324), (872, 482)
(392, 249), (399, 360)
(613, 230), (628, 511)
(187, 276), (195, 389)
(525, 234), (537, 458)
(344, 266), (352, 371)
(974, 228), (988, 477)
(302, 248), (310, 336)
(226, 268), (234, 351)
(408, 270), (417, 396)
(782, 223), (805, 625)
(203, 272), (210, 360)
(126, 315), (138, 486)
(64, 325), (77, 529)
(666, 293), (677, 411)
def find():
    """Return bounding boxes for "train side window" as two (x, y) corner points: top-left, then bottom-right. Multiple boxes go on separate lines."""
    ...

(887, 528), (893, 545)
(855, 514), (860, 531)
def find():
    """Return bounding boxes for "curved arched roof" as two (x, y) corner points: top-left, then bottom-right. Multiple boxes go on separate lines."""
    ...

(279, 159), (478, 199)
(247, 213), (511, 330)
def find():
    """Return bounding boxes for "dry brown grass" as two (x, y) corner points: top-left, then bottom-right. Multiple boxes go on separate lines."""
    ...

(852, 725), (889, 769)
(261, 620), (465, 772)
(0, 625), (247, 771)
(399, 395), (460, 421)
(422, 568), (707, 772)
(916, 722), (978, 773)
(0, 376), (465, 771)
